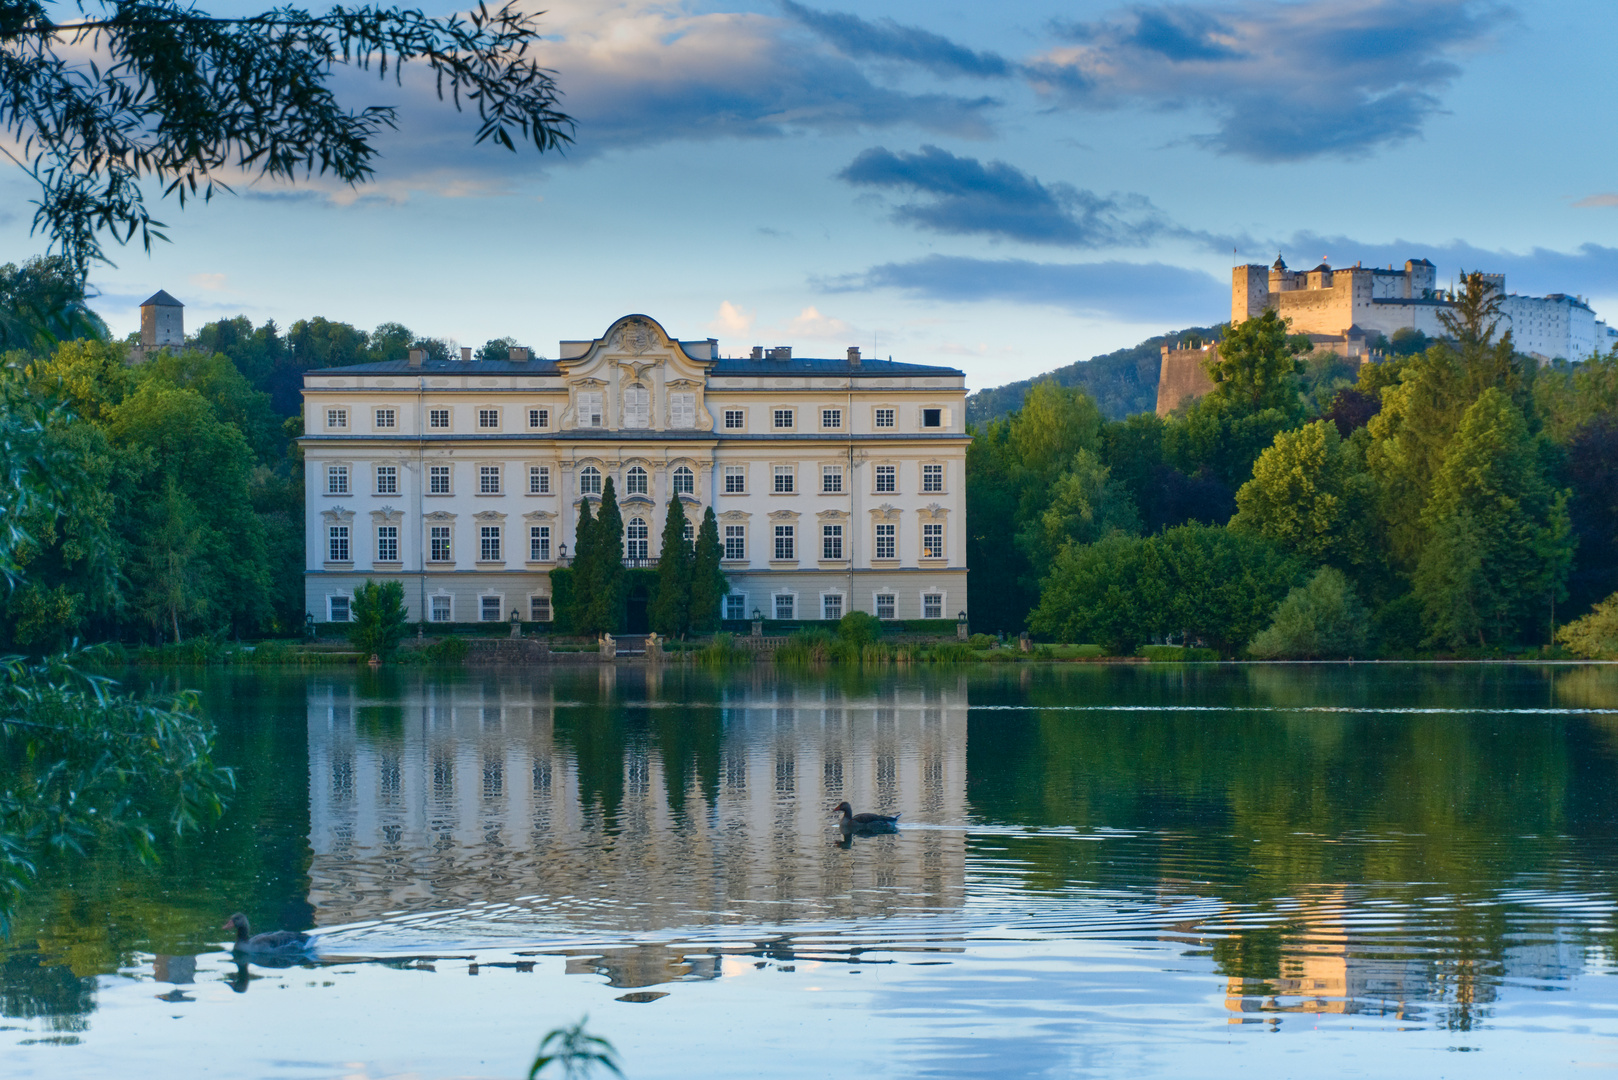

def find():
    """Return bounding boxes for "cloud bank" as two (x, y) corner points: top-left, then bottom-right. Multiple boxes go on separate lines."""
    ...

(779, 1), (1014, 79)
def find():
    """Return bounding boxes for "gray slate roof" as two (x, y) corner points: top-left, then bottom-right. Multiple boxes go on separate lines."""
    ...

(140, 289), (183, 307)
(307, 354), (962, 378)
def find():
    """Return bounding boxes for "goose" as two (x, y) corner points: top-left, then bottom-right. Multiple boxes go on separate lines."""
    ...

(833, 802), (901, 831)
(223, 913), (313, 954)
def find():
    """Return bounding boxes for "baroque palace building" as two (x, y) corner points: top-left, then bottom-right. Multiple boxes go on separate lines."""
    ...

(301, 314), (969, 628)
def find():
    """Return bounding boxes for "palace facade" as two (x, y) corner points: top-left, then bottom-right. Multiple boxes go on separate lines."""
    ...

(301, 314), (969, 628)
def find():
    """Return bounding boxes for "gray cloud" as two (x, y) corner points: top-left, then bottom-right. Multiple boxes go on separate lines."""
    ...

(824, 255), (1226, 321)
(779, 1), (1014, 79)
(1028, 0), (1508, 161)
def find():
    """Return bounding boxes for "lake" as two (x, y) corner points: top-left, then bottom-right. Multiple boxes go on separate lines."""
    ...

(5, 663), (1618, 1078)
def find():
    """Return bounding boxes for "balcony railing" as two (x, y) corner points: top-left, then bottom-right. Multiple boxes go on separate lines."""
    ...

(622, 557), (658, 569)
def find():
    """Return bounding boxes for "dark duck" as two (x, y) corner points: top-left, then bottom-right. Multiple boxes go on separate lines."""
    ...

(223, 913), (313, 954)
(833, 801), (901, 832)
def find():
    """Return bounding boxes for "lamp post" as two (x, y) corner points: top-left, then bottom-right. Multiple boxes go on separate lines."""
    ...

(957, 609), (969, 641)
(510, 607), (522, 639)
(305, 612), (315, 640)
(751, 607), (763, 638)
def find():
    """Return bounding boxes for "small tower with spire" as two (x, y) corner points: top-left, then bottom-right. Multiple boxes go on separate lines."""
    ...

(139, 290), (184, 349)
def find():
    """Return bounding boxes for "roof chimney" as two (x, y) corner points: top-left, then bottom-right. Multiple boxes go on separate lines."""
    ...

(750, 346), (764, 359)
(408, 348), (426, 367)
(460, 346), (472, 363)
(509, 346), (531, 361)
(846, 346), (861, 365)
(767, 346), (792, 360)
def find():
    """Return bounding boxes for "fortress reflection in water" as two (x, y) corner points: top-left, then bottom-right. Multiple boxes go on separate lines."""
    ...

(305, 671), (968, 932)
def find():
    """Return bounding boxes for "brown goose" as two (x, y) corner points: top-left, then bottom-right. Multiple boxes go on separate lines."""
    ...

(833, 802), (901, 830)
(223, 913), (312, 954)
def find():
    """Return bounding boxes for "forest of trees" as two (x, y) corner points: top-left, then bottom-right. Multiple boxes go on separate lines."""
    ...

(968, 276), (1618, 657)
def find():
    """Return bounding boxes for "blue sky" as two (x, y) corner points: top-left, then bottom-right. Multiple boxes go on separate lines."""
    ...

(8, 0), (1618, 388)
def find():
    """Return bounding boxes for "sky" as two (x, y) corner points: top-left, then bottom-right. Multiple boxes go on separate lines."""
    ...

(7, 0), (1618, 390)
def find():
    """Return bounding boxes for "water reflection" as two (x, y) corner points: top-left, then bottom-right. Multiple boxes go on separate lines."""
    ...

(305, 671), (969, 931)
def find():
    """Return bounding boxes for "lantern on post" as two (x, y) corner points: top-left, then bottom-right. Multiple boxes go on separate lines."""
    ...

(751, 607), (764, 638)
(510, 608), (522, 639)
(957, 610), (969, 640)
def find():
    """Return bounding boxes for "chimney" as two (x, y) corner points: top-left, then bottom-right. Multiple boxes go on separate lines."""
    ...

(509, 346), (531, 361)
(460, 346), (473, 363)
(750, 346), (764, 359)
(408, 348), (426, 367)
(846, 346), (861, 365)
(767, 346), (792, 360)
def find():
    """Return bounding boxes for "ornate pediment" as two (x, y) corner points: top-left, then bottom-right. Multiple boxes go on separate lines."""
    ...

(370, 506), (403, 523)
(869, 503), (901, 520)
(816, 509), (849, 521)
(522, 510), (557, 522)
(720, 509), (751, 521)
(425, 510), (456, 522)
(321, 506), (355, 523)
(473, 509), (508, 522)
(768, 509), (801, 521)
(608, 317), (664, 356)
(619, 360), (659, 382)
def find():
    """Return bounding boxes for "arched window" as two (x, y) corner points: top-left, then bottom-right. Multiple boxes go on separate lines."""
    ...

(672, 465), (694, 496)
(626, 517), (649, 560)
(624, 384), (650, 429)
(626, 465), (648, 495)
(579, 466), (601, 495)
(682, 520), (694, 544)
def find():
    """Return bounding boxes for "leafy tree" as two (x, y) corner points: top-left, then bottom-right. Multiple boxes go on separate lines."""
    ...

(650, 498), (691, 636)
(0, 256), (108, 352)
(1413, 388), (1572, 648)
(1563, 416), (1618, 615)
(1203, 309), (1305, 414)
(689, 507), (726, 632)
(964, 417), (1028, 633)
(1247, 567), (1371, 659)
(348, 579), (407, 658)
(1322, 386), (1380, 438)
(191, 315), (286, 398)
(127, 478), (209, 642)
(368, 322), (416, 364)
(1015, 448), (1138, 581)
(477, 337), (520, 363)
(1028, 532), (1161, 654)
(139, 348), (282, 462)
(3, 0), (573, 276)
(1153, 525), (1302, 656)
(1557, 591), (1618, 659)
(1232, 420), (1376, 572)
(279, 317), (371, 414)
(837, 610), (882, 649)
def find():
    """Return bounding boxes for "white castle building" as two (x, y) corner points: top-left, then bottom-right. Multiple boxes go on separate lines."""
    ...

(300, 314), (969, 628)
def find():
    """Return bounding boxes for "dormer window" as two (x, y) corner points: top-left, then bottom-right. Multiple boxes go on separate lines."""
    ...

(624, 385), (650, 429)
(578, 391), (604, 428)
(670, 392), (696, 429)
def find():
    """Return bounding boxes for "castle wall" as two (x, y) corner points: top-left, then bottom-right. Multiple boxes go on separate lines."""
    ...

(1156, 345), (1217, 416)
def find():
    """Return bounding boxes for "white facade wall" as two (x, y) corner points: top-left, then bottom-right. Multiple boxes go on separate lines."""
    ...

(301, 315), (969, 626)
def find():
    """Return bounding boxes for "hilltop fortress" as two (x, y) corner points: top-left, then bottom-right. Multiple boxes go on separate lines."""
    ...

(1156, 256), (1614, 415)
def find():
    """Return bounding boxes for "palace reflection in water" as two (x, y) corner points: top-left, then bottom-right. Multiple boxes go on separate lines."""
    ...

(305, 670), (969, 931)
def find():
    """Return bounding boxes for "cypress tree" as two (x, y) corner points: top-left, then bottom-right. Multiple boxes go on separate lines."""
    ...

(690, 506), (727, 632)
(566, 497), (596, 634)
(583, 477), (625, 633)
(650, 497), (691, 636)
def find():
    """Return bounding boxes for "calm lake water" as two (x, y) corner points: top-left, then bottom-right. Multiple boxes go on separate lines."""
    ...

(5, 663), (1618, 1078)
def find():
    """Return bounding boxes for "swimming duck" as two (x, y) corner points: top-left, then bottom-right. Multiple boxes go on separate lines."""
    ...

(223, 913), (312, 954)
(833, 802), (901, 830)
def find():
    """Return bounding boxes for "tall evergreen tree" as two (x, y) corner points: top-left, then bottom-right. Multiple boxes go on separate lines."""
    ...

(690, 506), (726, 632)
(566, 496), (596, 633)
(578, 478), (624, 635)
(650, 498), (692, 636)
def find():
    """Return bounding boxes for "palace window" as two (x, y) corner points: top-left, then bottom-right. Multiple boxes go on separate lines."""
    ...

(480, 526), (501, 562)
(530, 596), (552, 622)
(327, 408), (347, 429)
(875, 594), (895, 619)
(822, 524), (843, 560)
(624, 385), (650, 429)
(375, 464), (398, 495)
(626, 466), (648, 495)
(923, 463), (944, 492)
(874, 407), (894, 429)
(376, 526), (398, 562)
(478, 408), (500, 429)
(429, 408), (450, 429)
(725, 594), (746, 621)
(530, 525), (551, 562)
(821, 465), (842, 493)
(682, 520), (694, 544)
(579, 466), (602, 495)
(673, 465), (695, 496)
(481, 596), (502, 622)
(774, 594), (795, 620)
(773, 525), (795, 561)
(773, 408), (793, 429)
(923, 408), (942, 428)
(429, 465), (451, 494)
(327, 464), (349, 495)
(723, 409), (745, 430)
(823, 594), (843, 621)
(578, 391), (604, 428)
(670, 392), (696, 429)
(724, 525), (746, 560)
(724, 466), (746, 493)
(328, 526), (350, 562)
(773, 466), (794, 494)
(479, 465), (501, 494)
(430, 526), (452, 562)
(875, 523), (896, 560)
(529, 408), (549, 429)
(923, 523), (944, 559)
(821, 408), (841, 429)
(329, 595), (350, 622)
(529, 465), (551, 494)
(923, 593), (943, 619)
(875, 465), (896, 493)
(430, 595), (452, 622)
(626, 517), (649, 560)
(374, 408), (396, 429)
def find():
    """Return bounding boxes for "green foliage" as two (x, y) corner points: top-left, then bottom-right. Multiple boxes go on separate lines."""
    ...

(1204, 309), (1305, 414)
(419, 636), (469, 665)
(549, 567), (577, 635)
(1247, 567), (1372, 659)
(696, 632), (749, 666)
(1137, 644), (1219, 662)
(476, 337), (520, 362)
(837, 610), (882, 648)
(1015, 447), (1139, 581)
(0, 256), (108, 353)
(528, 1018), (621, 1080)
(574, 481), (624, 636)
(1232, 420), (1376, 571)
(689, 507), (726, 632)
(1413, 388), (1572, 648)
(1556, 591), (1618, 659)
(348, 579), (408, 658)
(649, 498), (691, 636)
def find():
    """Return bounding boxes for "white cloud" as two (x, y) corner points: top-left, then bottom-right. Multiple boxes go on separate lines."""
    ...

(784, 305), (856, 341)
(1573, 193), (1618, 209)
(707, 300), (755, 337)
(188, 272), (229, 291)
